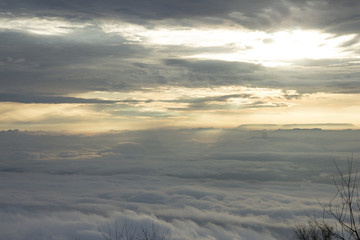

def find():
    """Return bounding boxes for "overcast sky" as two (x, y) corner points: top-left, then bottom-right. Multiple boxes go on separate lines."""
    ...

(1, 0), (360, 131)
(1, 1), (360, 239)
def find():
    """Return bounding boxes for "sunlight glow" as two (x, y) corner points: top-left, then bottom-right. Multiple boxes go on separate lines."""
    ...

(100, 21), (357, 66)
(187, 30), (356, 66)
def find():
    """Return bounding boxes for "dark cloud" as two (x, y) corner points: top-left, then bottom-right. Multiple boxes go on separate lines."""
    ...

(163, 59), (265, 87)
(0, 0), (282, 23)
(1, 0), (359, 34)
(0, 31), (151, 95)
(161, 58), (360, 93)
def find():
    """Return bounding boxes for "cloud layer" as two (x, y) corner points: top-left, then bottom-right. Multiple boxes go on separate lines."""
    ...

(0, 129), (359, 239)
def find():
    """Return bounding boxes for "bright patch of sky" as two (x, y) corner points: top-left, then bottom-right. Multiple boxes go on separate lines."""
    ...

(101, 21), (358, 66)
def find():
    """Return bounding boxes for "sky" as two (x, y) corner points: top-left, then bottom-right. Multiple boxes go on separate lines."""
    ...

(1, 0), (360, 131)
(1, 0), (360, 239)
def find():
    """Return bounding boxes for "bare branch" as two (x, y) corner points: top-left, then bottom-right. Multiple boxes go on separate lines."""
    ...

(294, 156), (360, 240)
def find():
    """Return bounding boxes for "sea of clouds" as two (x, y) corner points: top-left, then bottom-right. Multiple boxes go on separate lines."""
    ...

(1, 128), (359, 239)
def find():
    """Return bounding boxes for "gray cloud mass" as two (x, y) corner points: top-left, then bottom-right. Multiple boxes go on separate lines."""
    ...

(1, 0), (359, 33)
